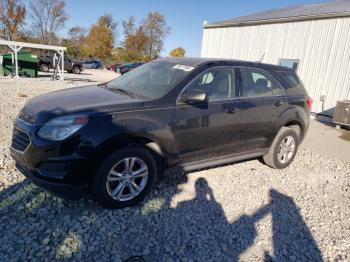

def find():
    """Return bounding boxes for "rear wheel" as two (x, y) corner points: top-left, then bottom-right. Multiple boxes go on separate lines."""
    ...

(262, 127), (299, 169)
(91, 146), (157, 209)
(40, 64), (49, 72)
(73, 66), (81, 74)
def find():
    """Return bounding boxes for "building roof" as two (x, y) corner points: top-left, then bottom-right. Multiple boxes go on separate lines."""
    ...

(205, 0), (350, 28)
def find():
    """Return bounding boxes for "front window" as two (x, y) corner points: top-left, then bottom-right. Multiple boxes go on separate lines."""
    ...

(107, 61), (193, 99)
(183, 68), (236, 102)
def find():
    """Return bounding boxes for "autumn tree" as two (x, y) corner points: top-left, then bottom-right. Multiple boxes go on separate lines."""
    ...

(0, 0), (26, 41)
(120, 16), (149, 62)
(29, 0), (68, 45)
(142, 12), (170, 58)
(86, 14), (116, 60)
(170, 47), (185, 57)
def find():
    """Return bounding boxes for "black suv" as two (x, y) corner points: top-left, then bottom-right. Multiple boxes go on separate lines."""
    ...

(10, 58), (312, 208)
(39, 55), (83, 74)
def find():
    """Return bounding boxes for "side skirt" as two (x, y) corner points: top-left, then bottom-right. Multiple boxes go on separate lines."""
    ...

(177, 148), (269, 172)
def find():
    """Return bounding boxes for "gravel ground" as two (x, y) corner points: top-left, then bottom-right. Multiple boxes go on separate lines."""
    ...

(0, 79), (350, 261)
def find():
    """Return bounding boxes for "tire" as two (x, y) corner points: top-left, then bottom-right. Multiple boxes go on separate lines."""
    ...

(40, 64), (49, 72)
(262, 127), (299, 169)
(73, 66), (81, 74)
(91, 146), (157, 209)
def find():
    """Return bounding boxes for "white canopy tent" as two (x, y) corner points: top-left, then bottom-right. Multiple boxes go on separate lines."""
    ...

(0, 40), (66, 80)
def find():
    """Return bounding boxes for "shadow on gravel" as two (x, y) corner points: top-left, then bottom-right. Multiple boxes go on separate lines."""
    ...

(0, 172), (322, 261)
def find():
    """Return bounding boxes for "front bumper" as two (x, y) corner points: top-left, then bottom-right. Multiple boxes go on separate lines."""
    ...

(15, 162), (83, 200)
(9, 118), (94, 200)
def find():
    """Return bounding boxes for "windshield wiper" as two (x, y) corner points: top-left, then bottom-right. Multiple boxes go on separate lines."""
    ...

(110, 88), (135, 98)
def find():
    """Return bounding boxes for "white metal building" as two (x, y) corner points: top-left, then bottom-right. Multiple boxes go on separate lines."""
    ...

(201, 1), (350, 115)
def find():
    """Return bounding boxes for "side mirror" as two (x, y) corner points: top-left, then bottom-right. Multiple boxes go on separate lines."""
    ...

(180, 89), (208, 104)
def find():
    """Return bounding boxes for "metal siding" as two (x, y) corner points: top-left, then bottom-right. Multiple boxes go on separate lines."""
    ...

(201, 17), (350, 114)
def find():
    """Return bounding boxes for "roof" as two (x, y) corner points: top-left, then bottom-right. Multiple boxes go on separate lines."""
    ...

(158, 57), (293, 71)
(158, 57), (224, 67)
(205, 0), (350, 28)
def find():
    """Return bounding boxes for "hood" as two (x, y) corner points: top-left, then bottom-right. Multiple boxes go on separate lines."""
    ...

(20, 85), (145, 124)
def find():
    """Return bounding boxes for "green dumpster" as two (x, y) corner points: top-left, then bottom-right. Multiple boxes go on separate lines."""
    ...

(2, 52), (39, 78)
(0, 55), (3, 76)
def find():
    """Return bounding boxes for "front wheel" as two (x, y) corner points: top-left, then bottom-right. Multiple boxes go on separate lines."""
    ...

(91, 146), (157, 209)
(262, 127), (299, 169)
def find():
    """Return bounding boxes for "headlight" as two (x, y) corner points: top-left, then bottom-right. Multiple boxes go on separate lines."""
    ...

(38, 115), (88, 141)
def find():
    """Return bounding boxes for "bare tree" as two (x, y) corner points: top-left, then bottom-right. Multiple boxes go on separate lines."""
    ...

(29, 0), (68, 45)
(142, 12), (170, 58)
(0, 0), (26, 40)
(122, 16), (136, 37)
(63, 26), (87, 59)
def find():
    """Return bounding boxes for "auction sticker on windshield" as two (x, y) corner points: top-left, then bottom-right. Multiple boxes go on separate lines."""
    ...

(173, 64), (194, 72)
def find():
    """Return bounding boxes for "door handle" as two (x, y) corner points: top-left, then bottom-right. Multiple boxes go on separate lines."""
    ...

(274, 101), (284, 107)
(225, 106), (239, 114)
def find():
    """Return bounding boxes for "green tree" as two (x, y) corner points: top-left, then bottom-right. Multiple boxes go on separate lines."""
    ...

(170, 47), (185, 57)
(62, 26), (88, 59)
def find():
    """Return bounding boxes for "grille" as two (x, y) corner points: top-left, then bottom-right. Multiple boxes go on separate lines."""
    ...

(11, 128), (30, 152)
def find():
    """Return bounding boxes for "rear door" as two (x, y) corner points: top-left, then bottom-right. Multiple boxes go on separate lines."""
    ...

(173, 67), (245, 163)
(237, 67), (288, 150)
(64, 57), (73, 70)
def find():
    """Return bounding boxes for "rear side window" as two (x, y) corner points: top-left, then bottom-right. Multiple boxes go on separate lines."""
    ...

(240, 68), (283, 97)
(279, 71), (301, 87)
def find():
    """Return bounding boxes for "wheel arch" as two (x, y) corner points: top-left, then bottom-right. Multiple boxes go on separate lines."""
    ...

(274, 107), (309, 143)
(278, 118), (307, 143)
(91, 134), (167, 178)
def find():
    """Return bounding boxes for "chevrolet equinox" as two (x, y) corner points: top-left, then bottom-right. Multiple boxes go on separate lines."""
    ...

(10, 57), (312, 208)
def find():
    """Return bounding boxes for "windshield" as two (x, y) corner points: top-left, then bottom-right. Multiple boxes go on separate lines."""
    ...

(106, 61), (194, 99)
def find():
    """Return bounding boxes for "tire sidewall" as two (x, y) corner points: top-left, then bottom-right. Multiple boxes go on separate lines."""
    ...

(73, 66), (81, 74)
(92, 146), (157, 209)
(272, 129), (299, 169)
(40, 64), (49, 72)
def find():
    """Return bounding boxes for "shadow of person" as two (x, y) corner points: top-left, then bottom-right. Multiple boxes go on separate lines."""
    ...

(162, 177), (263, 261)
(267, 189), (323, 262)
(161, 177), (231, 259)
(0, 167), (323, 262)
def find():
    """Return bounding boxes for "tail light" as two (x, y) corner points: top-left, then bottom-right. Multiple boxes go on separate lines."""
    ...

(306, 96), (313, 111)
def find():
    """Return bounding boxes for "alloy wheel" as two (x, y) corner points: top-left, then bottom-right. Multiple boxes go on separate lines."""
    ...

(277, 135), (296, 164)
(106, 157), (149, 201)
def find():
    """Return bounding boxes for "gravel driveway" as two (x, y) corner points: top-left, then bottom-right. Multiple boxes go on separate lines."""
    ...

(0, 80), (349, 261)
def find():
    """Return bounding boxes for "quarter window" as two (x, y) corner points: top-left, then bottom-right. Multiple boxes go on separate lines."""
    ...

(240, 68), (283, 97)
(184, 68), (236, 102)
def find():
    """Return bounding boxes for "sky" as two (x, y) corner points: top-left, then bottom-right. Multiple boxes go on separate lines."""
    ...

(27, 0), (328, 57)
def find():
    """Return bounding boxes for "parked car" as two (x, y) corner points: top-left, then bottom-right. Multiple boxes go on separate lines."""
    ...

(121, 62), (144, 74)
(39, 55), (83, 74)
(83, 60), (102, 69)
(106, 63), (124, 71)
(10, 57), (311, 208)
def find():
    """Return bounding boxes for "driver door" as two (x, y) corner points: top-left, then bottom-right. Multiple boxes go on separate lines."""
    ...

(172, 67), (245, 164)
